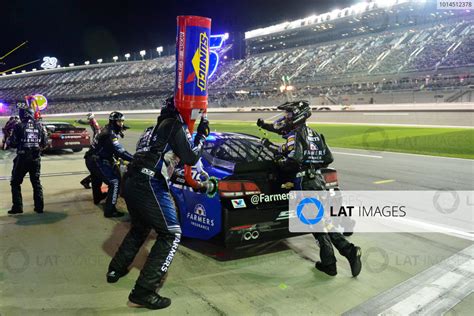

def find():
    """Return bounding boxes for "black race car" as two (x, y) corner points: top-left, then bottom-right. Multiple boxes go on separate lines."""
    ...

(170, 132), (339, 247)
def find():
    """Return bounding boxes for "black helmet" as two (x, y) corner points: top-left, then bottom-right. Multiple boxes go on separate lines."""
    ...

(109, 111), (125, 122)
(158, 95), (179, 124)
(19, 108), (35, 122)
(108, 111), (125, 132)
(274, 100), (311, 131)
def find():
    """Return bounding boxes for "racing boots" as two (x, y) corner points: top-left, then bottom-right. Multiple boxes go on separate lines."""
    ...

(315, 262), (337, 276)
(7, 209), (23, 215)
(80, 177), (92, 189)
(106, 267), (129, 283)
(128, 285), (171, 310)
(345, 246), (362, 277)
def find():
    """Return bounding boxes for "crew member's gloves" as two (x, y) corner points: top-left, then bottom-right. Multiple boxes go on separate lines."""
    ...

(257, 118), (265, 127)
(197, 117), (210, 137)
(123, 125), (130, 131)
(119, 131), (125, 138)
(194, 117), (210, 146)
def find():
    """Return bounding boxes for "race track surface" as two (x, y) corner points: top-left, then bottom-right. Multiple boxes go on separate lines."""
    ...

(1, 129), (473, 314)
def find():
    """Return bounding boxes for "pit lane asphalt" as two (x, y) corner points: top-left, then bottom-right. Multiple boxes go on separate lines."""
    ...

(1, 130), (473, 315)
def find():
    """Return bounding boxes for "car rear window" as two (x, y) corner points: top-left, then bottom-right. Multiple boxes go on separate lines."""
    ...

(204, 135), (274, 163)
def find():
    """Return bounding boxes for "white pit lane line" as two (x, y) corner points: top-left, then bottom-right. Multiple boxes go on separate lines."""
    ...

(344, 244), (474, 316)
(332, 151), (383, 159)
(363, 113), (410, 116)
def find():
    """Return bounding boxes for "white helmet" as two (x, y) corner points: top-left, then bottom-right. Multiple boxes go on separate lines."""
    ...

(87, 112), (95, 120)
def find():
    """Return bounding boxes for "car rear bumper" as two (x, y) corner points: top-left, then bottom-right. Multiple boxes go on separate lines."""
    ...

(222, 203), (304, 247)
(47, 139), (90, 150)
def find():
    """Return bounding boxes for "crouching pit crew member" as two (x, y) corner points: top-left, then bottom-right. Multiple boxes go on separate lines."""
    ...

(106, 97), (210, 310)
(85, 111), (133, 218)
(258, 100), (362, 277)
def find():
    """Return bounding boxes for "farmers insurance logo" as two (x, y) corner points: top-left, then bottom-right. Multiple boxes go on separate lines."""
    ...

(191, 32), (209, 91)
(187, 204), (215, 231)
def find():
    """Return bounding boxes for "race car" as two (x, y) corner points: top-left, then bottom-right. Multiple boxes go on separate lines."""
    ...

(43, 121), (90, 152)
(169, 132), (339, 247)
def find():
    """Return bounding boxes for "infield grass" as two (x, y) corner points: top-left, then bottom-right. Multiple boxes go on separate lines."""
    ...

(61, 119), (474, 159)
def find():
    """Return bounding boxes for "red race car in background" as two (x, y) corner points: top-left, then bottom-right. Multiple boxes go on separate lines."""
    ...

(43, 121), (90, 152)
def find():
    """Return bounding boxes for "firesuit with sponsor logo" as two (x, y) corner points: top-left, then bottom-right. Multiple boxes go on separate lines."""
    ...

(85, 125), (133, 214)
(108, 116), (206, 292)
(9, 118), (47, 212)
(265, 124), (354, 266)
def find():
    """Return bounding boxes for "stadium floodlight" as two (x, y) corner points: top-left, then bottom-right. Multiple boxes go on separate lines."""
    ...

(113, 56), (118, 62)
(21, 70), (26, 73)
(156, 46), (163, 57)
(84, 61), (90, 65)
(69, 63), (75, 67)
(12, 71), (16, 74)
(97, 58), (103, 64)
(140, 50), (146, 60)
(124, 53), (130, 61)
(32, 68), (37, 71)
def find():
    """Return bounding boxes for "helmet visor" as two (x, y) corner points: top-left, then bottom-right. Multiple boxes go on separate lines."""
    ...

(272, 111), (292, 130)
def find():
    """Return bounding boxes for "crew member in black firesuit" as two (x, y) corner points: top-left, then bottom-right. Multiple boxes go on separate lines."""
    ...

(85, 111), (133, 218)
(77, 113), (101, 189)
(8, 108), (47, 214)
(2, 115), (20, 150)
(257, 100), (362, 277)
(105, 97), (210, 310)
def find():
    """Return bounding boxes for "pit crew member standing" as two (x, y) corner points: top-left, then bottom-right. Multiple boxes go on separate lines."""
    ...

(8, 108), (47, 214)
(85, 111), (133, 218)
(106, 97), (210, 310)
(258, 100), (362, 277)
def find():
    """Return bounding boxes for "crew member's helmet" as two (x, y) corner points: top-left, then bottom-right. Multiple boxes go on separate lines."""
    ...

(108, 111), (125, 131)
(273, 100), (311, 132)
(87, 112), (95, 120)
(157, 96), (180, 124)
(19, 108), (35, 122)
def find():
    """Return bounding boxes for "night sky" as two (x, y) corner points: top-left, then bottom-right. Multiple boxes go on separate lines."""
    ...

(2, 0), (356, 70)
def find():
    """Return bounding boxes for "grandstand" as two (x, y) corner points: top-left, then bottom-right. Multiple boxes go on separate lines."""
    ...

(0, 0), (472, 114)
